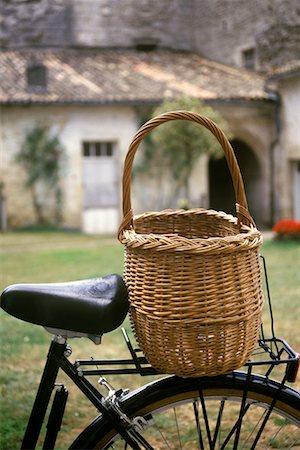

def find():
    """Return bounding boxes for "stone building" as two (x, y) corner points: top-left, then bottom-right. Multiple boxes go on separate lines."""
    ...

(0, 0), (299, 232)
(2, 0), (299, 70)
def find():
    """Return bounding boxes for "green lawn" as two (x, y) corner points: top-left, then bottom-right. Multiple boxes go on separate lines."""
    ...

(0, 232), (299, 449)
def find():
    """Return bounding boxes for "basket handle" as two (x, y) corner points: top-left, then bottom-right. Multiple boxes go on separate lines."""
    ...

(118, 110), (255, 237)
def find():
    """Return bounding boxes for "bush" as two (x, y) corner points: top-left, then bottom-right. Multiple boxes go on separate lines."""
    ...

(135, 96), (231, 209)
(272, 219), (300, 240)
(16, 124), (65, 225)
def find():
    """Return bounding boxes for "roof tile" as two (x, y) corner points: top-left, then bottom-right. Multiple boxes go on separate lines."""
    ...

(0, 49), (271, 104)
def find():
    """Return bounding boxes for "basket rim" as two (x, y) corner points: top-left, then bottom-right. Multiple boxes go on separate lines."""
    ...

(120, 208), (262, 254)
(134, 207), (238, 222)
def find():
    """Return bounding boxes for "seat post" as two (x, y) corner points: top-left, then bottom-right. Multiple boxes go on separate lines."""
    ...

(21, 336), (67, 450)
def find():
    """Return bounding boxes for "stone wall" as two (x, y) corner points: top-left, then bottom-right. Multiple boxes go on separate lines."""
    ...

(213, 101), (276, 226)
(0, 103), (137, 229)
(271, 76), (300, 220)
(2, 0), (299, 69)
(0, 0), (195, 50)
(194, 0), (300, 71)
(1, 100), (277, 229)
(72, 0), (195, 51)
(0, 0), (72, 48)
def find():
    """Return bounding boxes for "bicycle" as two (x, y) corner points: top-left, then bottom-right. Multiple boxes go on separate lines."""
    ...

(1, 257), (300, 449)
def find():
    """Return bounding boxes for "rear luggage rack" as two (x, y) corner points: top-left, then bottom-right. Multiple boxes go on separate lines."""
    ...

(74, 255), (299, 383)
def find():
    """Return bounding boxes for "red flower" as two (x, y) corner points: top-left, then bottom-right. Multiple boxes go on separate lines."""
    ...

(273, 219), (300, 236)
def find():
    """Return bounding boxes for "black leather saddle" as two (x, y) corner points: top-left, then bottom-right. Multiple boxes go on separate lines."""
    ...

(0, 274), (129, 343)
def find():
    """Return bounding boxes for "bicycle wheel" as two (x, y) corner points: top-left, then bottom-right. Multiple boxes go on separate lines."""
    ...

(70, 371), (300, 449)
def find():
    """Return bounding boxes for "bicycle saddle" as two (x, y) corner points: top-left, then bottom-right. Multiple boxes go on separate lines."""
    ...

(0, 274), (129, 343)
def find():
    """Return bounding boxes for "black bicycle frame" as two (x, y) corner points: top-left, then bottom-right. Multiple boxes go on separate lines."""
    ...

(21, 336), (148, 450)
(21, 327), (299, 450)
(17, 257), (300, 449)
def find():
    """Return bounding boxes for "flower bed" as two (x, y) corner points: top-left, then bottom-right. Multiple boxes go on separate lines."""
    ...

(273, 219), (300, 240)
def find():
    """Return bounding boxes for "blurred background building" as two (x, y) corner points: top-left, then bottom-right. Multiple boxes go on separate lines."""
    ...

(1, 0), (299, 232)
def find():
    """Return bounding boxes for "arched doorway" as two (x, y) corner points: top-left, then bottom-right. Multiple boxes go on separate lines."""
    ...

(209, 139), (263, 226)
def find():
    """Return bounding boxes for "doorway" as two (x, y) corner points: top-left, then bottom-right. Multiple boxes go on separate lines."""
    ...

(82, 141), (119, 233)
(209, 139), (263, 225)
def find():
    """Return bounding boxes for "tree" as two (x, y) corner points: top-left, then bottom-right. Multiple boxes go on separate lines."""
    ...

(16, 124), (65, 225)
(136, 96), (232, 209)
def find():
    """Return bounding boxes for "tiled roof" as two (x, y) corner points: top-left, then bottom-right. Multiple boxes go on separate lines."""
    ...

(0, 49), (271, 105)
(267, 60), (300, 81)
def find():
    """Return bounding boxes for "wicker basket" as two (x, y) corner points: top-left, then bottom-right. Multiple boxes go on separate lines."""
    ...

(118, 111), (263, 377)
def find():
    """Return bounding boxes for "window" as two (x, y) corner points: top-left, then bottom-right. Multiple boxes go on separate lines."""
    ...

(82, 141), (117, 208)
(133, 37), (159, 52)
(242, 48), (255, 71)
(26, 62), (47, 91)
(82, 142), (114, 157)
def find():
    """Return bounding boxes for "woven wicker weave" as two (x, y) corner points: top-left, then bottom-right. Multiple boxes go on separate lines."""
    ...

(118, 111), (263, 377)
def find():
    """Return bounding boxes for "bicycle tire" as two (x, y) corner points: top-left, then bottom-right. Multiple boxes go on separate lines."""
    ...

(70, 371), (300, 449)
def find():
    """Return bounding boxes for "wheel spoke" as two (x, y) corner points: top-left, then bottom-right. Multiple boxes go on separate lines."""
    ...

(130, 429), (155, 450)
(287, 438), (300, 449)
(266, 420), (286, 450)
(80, 374), (300, 450)
(193, 400), (204, 450)
(212, 400), (225, 449)
(219, 403), (251, 449)
(240, 406), (267, 450)
(173, 408), (182, 449)
(199, 388), (213, 449)
(149, 416), (172, 449)
(251, 402), (277, 448)
(267, 417), (300, 450)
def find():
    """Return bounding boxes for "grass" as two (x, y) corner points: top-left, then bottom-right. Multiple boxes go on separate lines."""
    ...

(0, 232), (299, 449)
(260, 239), (300, 348)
